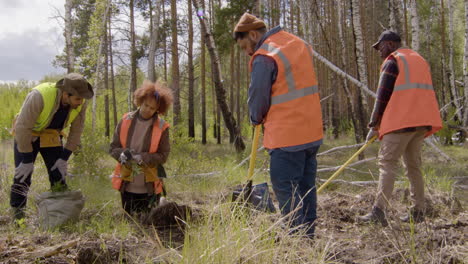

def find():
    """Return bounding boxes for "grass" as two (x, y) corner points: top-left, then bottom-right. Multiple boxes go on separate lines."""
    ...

(0, 116), (466, 263)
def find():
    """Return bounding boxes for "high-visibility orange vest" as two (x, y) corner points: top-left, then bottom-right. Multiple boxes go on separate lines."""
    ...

(111, 112), (169, 194)
(378, 49), (442, 138)
(250, 30), (323, 149)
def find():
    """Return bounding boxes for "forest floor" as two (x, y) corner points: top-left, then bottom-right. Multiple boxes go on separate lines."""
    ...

(0, 137), (467, 263)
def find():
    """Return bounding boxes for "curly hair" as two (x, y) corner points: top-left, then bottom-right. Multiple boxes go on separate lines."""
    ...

(133, 80), (173, 115)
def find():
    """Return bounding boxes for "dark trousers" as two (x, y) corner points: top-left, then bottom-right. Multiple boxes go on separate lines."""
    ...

(121, 191), (154, 214)
(10, 139), (66, 209)
(269, 145), (320, 236)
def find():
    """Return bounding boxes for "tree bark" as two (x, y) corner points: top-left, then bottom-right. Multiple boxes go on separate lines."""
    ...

(188, 0), (195, 138)
(171, 0), (181, 126)
(448, 0), (463, 121)
(229, 46), (235, 143)
(129, 0), (137, 111)
(201, 0), (207, 144)
(163, 0), (167, 81)
(409, 0), (420, 52)
(350, 0), (370, 114)
(336, 0), (359, 140)
(193, 0), (245, 152)
(389, 0), (403, 35)
(64, 0), (74, 73)
(148, 0), (161, 82)
(464, 0), (468, 127)
(350, 0), (370, 145)
(103, 6), (110, 138)
(108, 13), (117, 129)
(91, 0), (110, 131)
(440, 0), (449, 118)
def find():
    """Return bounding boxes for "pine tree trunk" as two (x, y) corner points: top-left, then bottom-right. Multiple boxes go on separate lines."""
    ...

(253, 0), (261, 16)
(448, 0), (463, 121)
(148, 0), (161, 82)
(440, 0), (448, 118)
(108, 14), (117, 129)
(129, 0), (137, 110)
(229, 46), (235, 143)
(171, 0), (181, 126)
(409, 0), (420, 52)
(193, 0), (246, 152)
(163, 0), (168, 81)
(464, 0), (468, 127)
(92, 0), (110, 131)
(200, 0), (207, 144)
(236, 46), (241, 133)
(103, 7), (110, 138)
(336, 0), (358, 139)
(350, 0), (369, 145)
(299, 0), (313, 44)
(64, 0), (74, 73)
(389, 0), (403, 35)
(403, 0), (409, 46)
(188, 0), (195, 138)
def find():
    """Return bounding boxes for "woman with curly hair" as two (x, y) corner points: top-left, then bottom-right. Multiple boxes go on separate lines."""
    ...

(109, 80), (173, 215)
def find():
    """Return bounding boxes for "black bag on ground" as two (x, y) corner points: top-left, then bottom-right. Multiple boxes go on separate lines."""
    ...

(232, 182), (276, 213)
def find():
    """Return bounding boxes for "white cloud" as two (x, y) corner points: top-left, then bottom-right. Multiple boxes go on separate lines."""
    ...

(0, 0), (65, 81)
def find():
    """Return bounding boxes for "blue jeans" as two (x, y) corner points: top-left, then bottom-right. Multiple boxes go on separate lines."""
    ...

(269, 145), (320, 236)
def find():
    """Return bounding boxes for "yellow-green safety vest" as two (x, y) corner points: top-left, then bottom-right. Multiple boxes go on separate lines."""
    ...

(32, 82), (84, 132)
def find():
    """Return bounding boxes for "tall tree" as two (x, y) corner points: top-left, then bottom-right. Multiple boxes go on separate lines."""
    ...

(103, 4), (110, 138)
(108, 13), (117, 129)
(129, 0), (138, 110)
(409, 0), (420, 52)
(64, 0), (75, 73)
(90, 0), (110, 131)
(464, 0), (468, 127)
(350, 0), (369, 142)
(193, 0), (245, 152)
(448, 0), (462, 121)
(389, 0), (404, 35)
(188, 0), (195, 138)
(440, 0), (449, 116)
(147, 0), (161, 82)
(171, 0), (181, 126)
(201, 0), (207, 144)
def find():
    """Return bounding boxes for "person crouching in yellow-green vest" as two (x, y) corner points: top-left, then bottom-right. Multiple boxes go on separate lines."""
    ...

(10, 73), (94, 220)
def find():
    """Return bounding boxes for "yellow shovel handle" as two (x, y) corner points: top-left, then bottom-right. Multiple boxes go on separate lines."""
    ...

(247, 125), (261, 182)
(317, 135), (377, 194)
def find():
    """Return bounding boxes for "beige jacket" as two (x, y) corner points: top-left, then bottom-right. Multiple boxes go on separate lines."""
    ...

(15, 88), (87, 153)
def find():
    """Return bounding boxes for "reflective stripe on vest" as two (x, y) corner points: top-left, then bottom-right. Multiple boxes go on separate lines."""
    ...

(33, 82), (83, 132)
(378, 49), (442, 138)
(250, 30), (323, 149)
(112, 112), (169, 194)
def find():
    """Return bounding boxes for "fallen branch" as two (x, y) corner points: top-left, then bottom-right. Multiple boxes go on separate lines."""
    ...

(24, 238), (80, 258)
(424, 137), (454, 162)
(317, 142), (365, 156)
(317, 157), (376, 172)
(318, 179), (403, 187)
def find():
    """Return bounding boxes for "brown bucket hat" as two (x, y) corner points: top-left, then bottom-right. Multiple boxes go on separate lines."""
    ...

(56, 73), (94, 99)
(233, 12), (266, 33)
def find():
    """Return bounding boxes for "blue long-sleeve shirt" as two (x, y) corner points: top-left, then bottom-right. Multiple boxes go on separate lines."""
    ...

(248, 26), (322, 151)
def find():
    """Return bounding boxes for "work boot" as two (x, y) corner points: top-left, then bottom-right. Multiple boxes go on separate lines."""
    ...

(400, 208), (425, 223)
(12, 207), (25, 221)
(357, 207), (388, 227)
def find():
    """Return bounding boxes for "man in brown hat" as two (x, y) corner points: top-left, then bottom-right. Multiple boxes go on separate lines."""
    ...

(10, 73), (94, 220)
(234, 13), (323, 238)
